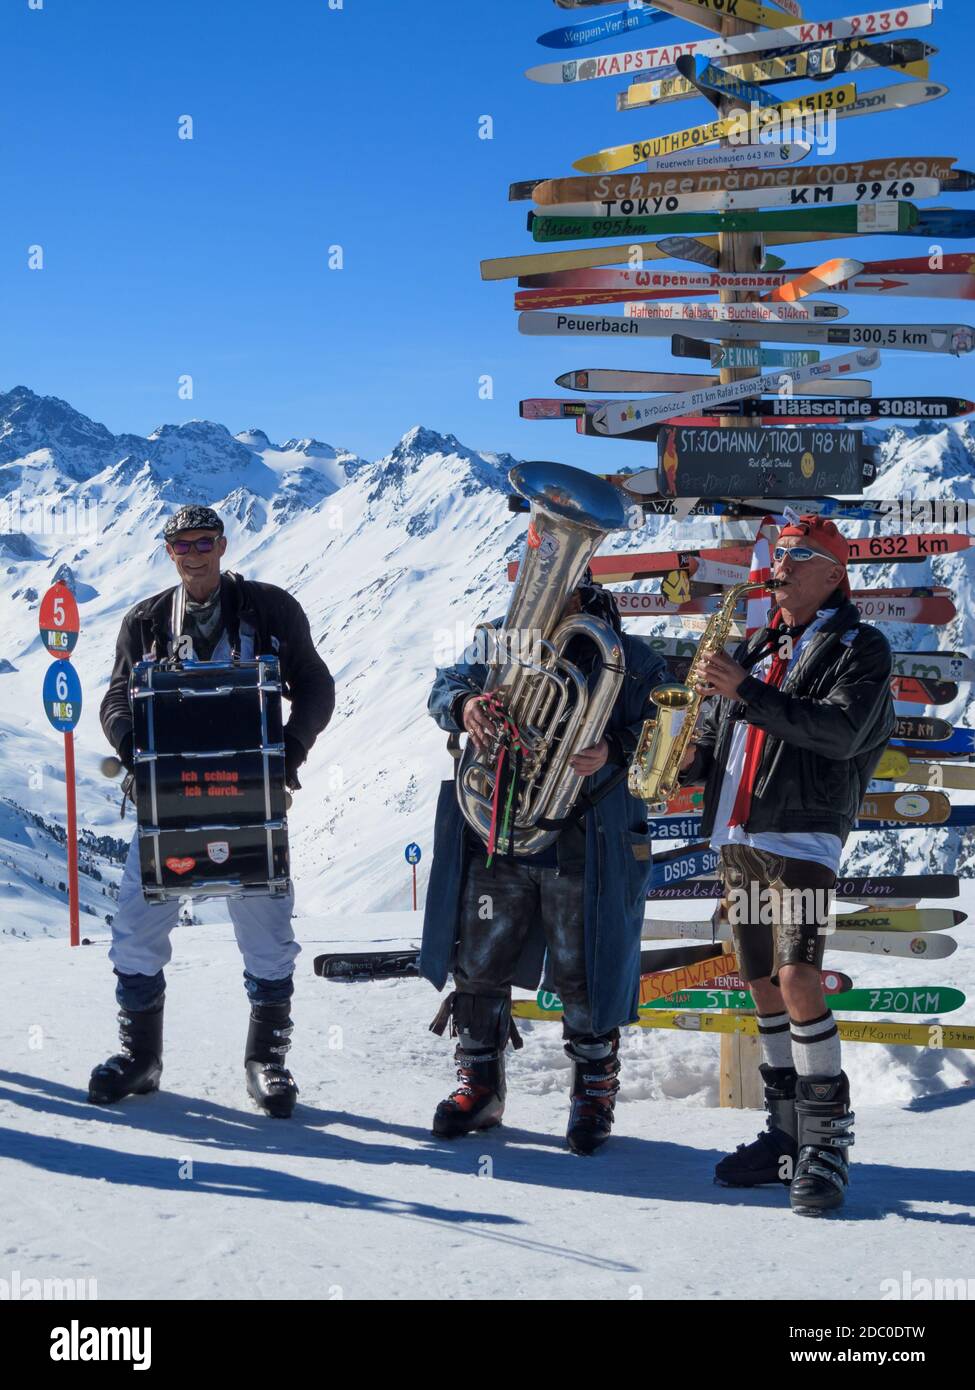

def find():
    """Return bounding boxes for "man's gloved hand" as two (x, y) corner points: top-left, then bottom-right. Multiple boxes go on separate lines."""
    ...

(284, 732), (306, 792)
(118, 732), (135, 775)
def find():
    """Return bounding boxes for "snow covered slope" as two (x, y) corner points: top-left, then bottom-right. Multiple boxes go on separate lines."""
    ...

(2, 387), (975, 1297)
(1, 908), (973, 1300)
(3, 385), (974, 936)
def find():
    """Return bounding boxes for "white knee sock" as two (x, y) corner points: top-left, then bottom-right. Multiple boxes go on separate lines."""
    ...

(757, 1011), (793, 1069)
(791, 1010), (841, 1077)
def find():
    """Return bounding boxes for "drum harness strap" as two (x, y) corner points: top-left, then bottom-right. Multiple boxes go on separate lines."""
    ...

(119, 575), (279, 818)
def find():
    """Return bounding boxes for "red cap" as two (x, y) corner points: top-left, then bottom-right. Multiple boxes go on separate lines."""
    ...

(778, 514), (851, 598)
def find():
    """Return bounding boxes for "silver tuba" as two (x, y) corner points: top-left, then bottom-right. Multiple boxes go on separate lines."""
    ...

(456, 461), (628, 856)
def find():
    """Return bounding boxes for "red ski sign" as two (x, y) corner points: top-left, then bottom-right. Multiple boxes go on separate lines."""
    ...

(39, 580), (80, 658)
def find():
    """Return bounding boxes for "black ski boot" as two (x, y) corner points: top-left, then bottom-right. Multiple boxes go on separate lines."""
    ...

(790, 1072), (854, 1216)
(87, 998), (164, 1105)
(429, 990), (521, 1139)
(565, 1034), (620, 1156)
(714, 1065), (798, 1187)
(245, 1002), (298, 1118)
(433, 1046), (506, 1138)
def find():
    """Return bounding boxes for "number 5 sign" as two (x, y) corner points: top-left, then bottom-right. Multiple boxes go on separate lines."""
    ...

(39, 579), (80, 658)
(39, 582), (82, 947)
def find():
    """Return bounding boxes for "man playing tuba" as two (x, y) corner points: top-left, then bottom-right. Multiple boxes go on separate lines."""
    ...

(679, 516), (894, 1214)
(420, 566), (666, 1155)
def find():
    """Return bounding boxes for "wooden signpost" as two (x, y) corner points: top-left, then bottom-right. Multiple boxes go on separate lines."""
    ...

(481, 0), (975, 1116)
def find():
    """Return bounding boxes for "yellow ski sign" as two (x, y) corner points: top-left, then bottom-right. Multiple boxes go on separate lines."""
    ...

(575, 83), (857, 173)
(511, 1001), (975, 1050)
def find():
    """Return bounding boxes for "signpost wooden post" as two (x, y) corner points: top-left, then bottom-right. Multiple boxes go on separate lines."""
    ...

(716, 9), (765, 1111)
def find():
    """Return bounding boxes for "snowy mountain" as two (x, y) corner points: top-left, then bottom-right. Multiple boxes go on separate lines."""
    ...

(3, 386), (975, 1289)
(1, 384), (974, 939)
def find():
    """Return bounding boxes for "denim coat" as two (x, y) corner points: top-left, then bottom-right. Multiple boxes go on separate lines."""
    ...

(418, 626), (666, 1034)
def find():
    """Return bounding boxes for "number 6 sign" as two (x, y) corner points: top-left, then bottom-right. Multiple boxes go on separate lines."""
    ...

(43, 659), (82, 732)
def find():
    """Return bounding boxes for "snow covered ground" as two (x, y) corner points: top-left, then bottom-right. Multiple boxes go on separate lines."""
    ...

(2, 901), (974, 1301)
(2, 387), (975, 1297)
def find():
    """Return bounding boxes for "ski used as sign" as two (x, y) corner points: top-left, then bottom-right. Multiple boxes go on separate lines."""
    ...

(641, 970), (855, 996)
(614, 592), (953, 622)
(655, 423), (866, 496)
(612, 80), (947, 165)
(892, 726), (975, 757)
(589, 347), (881, 432)
(884, 761), (975, 791)
(557, 368), (720, 392)
(640, 986), (965, 1013)
(638, 950), (742, 1006)
(550, 179), (938, 217)
(621, 46), (933, 109)
(713, 396), (975, 420)
(538, 311), (974, 354)
(638, 0), (796, 31)
(537, 5), (671, 49)
(645, 143), (812, 173)
(530, 162), (960, 208)
(604, 532), (975, 568)
(510, 1004), (974, 1049)
(677, 53), (782, 111)
(624, 300), (847, 321)
(618, 39), (931, 108)
(647, 872), (960, 902)
(656, 235), (720, 267)
(575, 86), (860, 172)
(891, 716), (953, 743)
(481, 228), (856, 280)
(708, 346), (821, 367)
(530, 200), (914, 240)
(640, 804), (970, 838)
(889, 651), (974, 682)
(526, 5), (934, 85)
(641, 908), (963, 939)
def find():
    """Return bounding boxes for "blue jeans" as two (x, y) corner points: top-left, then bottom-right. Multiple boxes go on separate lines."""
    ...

(110, 835), (299, 1009)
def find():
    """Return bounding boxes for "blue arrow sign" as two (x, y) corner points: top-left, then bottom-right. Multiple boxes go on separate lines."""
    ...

(43, 659), (82, 732)
(405, 842), (422, 865)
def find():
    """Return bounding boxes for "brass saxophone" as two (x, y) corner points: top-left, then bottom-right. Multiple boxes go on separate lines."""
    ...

(628, 578), (780, 807)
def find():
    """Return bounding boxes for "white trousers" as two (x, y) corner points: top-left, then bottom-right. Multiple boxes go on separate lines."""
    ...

(109, 834), (299, 981)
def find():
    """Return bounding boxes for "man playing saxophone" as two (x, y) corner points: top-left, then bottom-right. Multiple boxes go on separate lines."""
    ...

(678, 516), (894, 1214)
(420, 572), (666, 1155)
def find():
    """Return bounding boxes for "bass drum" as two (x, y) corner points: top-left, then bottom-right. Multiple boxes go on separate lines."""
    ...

(130, 657), (290, 903)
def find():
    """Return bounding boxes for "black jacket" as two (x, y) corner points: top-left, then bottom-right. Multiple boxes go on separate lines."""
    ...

(99, 570), (335, 760)
(682, 596), (895, 843)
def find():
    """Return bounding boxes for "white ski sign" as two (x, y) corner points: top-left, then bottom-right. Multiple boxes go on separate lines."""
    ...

(526, 5), (934, 85)
(623, 300), (848, 321)
(589, 348), (882, 434)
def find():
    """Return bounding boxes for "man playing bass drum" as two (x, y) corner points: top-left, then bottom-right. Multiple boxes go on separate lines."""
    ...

(91, 506), (334, 1116)
(421, 576), (666, 1155)
(679, 516), (894, 1214)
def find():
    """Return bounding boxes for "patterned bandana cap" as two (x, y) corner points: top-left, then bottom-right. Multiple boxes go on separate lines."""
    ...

(163, 505), (225, 539)
(778, 514), (851, 598)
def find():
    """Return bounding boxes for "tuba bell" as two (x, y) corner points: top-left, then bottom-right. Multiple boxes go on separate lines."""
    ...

(456, 461), (628, 857)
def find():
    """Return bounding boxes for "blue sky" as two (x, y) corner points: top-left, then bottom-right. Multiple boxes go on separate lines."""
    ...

(2, 0), (972, 466)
